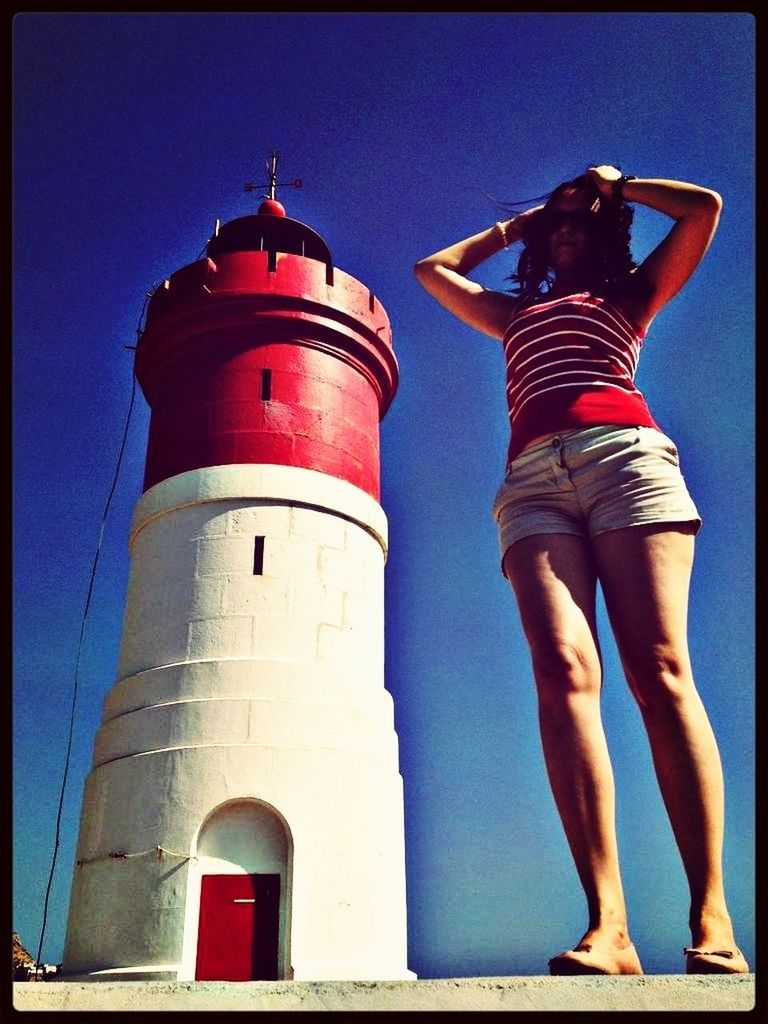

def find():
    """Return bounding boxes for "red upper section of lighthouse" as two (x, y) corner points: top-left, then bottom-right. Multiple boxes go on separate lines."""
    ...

(135, 202), (398, 500)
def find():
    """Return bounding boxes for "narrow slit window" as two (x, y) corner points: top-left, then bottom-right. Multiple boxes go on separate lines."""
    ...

(261, 368), (272, 401)
(253, 536), (265, 575)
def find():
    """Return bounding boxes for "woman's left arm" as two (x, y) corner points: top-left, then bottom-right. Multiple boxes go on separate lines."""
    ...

(588, 165), (722, 325)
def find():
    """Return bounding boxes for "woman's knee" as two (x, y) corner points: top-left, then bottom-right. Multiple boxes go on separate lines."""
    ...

(530, 638), (602, 708)
(623, 644), (695, 711)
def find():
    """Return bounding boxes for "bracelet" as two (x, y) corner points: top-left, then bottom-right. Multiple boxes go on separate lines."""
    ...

(496, 220), (512, 249)
(611, 174), (637, 201)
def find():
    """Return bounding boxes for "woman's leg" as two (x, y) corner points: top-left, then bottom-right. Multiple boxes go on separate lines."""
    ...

(503, 533), (640, 968)
(593, 524), (745, 966)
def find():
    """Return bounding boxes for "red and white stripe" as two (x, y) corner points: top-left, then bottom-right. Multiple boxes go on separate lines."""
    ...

(503, 293), (645, 422)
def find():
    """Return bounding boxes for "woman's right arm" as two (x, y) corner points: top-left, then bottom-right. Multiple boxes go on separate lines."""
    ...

(413, 208), (541, 339)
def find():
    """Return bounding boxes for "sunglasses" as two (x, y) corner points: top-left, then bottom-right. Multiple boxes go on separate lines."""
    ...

(541, 210), (597, 233)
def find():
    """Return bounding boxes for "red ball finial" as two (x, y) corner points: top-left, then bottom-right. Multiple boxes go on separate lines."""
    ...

(258, 198), (287, 217)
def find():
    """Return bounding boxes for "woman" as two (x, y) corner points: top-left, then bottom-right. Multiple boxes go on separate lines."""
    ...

(414, 165), (748, 976)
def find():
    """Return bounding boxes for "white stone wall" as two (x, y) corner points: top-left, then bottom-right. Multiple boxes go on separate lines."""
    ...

(63, 464), (412, 980)
(117, 468), (386, 685)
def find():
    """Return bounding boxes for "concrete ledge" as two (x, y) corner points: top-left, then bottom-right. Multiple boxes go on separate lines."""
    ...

(13, 975), (755, 1013)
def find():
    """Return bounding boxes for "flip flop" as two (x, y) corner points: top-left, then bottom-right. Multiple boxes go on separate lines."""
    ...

(548, 942), (644, 975)
(683, 947), (749, 974)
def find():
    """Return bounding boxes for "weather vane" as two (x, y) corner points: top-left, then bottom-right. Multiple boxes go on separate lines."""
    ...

(244, 150), (302, 201)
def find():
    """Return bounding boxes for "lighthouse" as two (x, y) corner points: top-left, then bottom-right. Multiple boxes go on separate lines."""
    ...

(61, 156), (412, 982)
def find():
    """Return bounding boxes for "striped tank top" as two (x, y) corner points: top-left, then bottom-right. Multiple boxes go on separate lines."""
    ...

(502, 291), (659, 463)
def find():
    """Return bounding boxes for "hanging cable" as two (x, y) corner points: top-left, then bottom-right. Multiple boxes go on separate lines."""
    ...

(33, 290), (153, 974)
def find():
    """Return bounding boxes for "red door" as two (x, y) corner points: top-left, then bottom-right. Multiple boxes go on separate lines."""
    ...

(195, 873), (280, 980)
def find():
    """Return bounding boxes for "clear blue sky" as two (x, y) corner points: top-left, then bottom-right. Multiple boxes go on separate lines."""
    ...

(13, 13), (754, 978)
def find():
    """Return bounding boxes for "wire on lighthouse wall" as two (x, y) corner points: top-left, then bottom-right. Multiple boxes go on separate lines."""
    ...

(76, 846), (195, 867)
(33, 291), (153, 974)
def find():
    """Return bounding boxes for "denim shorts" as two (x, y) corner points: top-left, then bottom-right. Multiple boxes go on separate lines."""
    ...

(492, 424), (702, 566)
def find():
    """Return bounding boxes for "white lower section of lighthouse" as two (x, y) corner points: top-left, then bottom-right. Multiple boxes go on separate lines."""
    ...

(62, 464), (414, 981)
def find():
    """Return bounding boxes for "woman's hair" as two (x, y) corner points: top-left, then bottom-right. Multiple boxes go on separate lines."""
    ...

(507, 173), (651, 304)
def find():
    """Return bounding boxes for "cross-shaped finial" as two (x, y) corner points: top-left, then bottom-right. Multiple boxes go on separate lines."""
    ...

(244, 150), (302, 201)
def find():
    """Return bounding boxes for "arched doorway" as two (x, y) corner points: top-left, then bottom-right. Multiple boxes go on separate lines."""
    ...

(182, 799), (292, 981)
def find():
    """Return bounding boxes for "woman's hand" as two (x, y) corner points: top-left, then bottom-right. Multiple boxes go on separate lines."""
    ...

(492, 204), (546, 250)
(587, 165), (623, 199)
(508, 203), (546, 237)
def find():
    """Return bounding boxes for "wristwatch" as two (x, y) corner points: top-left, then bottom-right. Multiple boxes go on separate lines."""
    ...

(611, 174), (637, 201)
